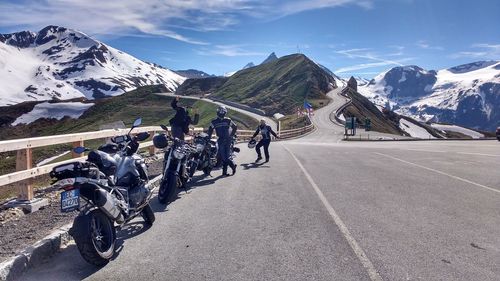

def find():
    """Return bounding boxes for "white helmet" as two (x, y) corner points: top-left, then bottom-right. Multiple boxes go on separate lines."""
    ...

(217, 106), (227, 118)
(248, 139), (257, 149)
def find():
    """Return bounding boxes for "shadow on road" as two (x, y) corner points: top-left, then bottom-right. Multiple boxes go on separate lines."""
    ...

(241, 162), (270, 170)
(150, 173), (226, 213)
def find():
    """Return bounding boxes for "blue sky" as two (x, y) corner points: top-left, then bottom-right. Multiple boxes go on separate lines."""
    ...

(0, 0), (499, 78)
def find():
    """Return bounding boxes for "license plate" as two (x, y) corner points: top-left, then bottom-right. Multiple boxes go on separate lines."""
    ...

(61, 189), (80, 212)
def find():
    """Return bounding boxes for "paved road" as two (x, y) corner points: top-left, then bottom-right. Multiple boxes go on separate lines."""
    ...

(19, 89), (500, 280)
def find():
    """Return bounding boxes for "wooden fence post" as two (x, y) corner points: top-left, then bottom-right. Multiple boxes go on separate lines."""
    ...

(149, 131), (156, 156)
(16, 148), (33, 201)
(72, 140), (84, 158)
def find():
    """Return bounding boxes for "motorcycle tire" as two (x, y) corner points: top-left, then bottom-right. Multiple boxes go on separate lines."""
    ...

(158, 170), (178, 204)
(141, 203), (155, 226)
(71, 210), (115, 266)
(203, 167), (212, 176)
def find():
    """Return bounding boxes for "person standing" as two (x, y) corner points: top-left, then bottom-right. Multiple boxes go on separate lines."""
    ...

(207, 106), (238, 176)
(169, 96), (198, 140)
(251, 119), (279, 163)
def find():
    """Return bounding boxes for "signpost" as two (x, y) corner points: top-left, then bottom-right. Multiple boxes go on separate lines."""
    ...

(344, 117), (357, 136)
(364, 118), (371, 131)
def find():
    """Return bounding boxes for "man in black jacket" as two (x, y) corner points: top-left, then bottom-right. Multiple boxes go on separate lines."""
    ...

(207, 106), (238, 176)
(170, 96), (198, 140)
(251, 119), (279, 163)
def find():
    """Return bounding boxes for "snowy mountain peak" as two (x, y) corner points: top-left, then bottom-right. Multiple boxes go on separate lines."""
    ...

(0, 26), (184, 106)
(447, 60), (499, 74)
(358, 61), (500, 131)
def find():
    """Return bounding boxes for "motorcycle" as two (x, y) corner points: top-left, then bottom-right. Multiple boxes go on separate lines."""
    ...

(153, 125), (197, 204)
(188, 132), (218, 176)
(50, 118), (156, 266)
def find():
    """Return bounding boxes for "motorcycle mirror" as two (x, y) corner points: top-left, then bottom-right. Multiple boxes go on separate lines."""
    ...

(73, 146), (87, 154)
(132, 118), (142, 128)
(160, 124), (169, 131)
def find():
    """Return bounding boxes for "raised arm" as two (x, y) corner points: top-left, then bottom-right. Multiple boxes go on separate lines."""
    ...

(171, 97), (179, 110)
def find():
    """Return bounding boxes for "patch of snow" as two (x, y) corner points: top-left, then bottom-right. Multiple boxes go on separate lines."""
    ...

(12, 101), (93, 125)
(399, 118), (435, 139)
(430, 124), (484, 139)
(398, 71), (406, 83)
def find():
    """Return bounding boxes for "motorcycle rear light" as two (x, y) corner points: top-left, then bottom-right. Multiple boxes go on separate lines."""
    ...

(62, 185), (75, 191)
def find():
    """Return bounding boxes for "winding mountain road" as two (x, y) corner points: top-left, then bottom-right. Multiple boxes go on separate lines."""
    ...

(19, 87), (500, 281)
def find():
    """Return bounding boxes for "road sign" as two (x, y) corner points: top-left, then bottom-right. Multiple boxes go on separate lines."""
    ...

(364, 118), (371, 131)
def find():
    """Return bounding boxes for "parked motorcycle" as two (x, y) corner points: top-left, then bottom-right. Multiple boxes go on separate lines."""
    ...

(153, 125), (197, 204)
(188, 132), (218, 176)
(50, 118), (156, 266)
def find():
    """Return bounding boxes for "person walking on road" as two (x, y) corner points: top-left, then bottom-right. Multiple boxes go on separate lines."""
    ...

(207, 106), (238, 176)
(251, 119), (279, 163)
(169, 96), (199, 140)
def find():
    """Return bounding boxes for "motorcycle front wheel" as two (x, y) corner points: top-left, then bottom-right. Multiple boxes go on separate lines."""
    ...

(71, 210), (115, 266)
(158, 170), (178, 204)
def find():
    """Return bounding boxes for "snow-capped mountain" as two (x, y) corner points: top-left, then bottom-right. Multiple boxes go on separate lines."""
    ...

(358, 61), (500, 131)
(0, 25), (185, 106)
(174, 69), (212, 79)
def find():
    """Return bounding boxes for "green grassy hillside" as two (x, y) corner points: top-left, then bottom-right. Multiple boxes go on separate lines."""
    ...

(176, 54), (335, 116)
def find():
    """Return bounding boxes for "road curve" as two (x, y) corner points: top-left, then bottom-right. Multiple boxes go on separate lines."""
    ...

(154, 93), (277, 131)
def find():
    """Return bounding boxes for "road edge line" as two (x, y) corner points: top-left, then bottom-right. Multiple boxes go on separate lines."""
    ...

(283, 145), (383, 281)
(374, 152), (500, 194)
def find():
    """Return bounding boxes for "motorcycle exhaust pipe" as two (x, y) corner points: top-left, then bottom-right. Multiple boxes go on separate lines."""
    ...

(94, 188), (124, 223)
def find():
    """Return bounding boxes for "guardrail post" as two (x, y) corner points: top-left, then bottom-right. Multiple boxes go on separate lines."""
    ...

(16, 148), (33, 201)
(149, 131), (156, 156)
(72, 140), (84, 158)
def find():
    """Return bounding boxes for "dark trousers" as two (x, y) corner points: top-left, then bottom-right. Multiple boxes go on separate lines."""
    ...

(171, 126), (185, 140)
(256, 139), (271, 160)
(218, 139), (235, 174)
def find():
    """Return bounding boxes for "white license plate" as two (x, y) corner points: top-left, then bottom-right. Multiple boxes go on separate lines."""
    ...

(61, 189), (80, 212)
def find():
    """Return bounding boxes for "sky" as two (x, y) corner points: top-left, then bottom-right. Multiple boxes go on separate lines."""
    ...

(0, 0), (499, 78)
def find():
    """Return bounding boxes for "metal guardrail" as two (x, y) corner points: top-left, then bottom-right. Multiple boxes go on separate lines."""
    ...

(0, 120), (315, 202)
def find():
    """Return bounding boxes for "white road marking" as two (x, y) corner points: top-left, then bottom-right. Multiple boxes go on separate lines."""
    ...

(375, 152), (500, 194)
(284, 145), (383, 281)
(457, 152), (500, 157)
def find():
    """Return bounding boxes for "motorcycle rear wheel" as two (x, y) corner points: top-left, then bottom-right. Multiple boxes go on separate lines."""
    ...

(71, 210), (115, 266)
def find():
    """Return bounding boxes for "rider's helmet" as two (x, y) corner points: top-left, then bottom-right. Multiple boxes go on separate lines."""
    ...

(217, 106), (227, 118)
(153, 133), (168, 149)
(248, 139), (257, 149)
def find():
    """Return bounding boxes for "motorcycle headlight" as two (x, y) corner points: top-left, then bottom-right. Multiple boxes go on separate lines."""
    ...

(173, 148), (186, 159)
(196, 144), (204, 152)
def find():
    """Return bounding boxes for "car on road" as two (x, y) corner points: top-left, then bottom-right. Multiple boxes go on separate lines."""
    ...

(496, 127), (500, 141)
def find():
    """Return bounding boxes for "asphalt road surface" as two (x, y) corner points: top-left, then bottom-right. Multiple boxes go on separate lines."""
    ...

(18, 90), (500, 281)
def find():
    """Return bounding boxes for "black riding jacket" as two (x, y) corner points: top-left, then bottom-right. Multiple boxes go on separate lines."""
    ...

(207, 117), (237, 141)
(252, 124), (278, 140)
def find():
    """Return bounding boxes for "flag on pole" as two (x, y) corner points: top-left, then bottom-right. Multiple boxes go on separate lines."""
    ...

(303, 101), (314, 116)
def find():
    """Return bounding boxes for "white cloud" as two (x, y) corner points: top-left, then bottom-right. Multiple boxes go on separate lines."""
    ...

(450, 43), (500, 59)
(196, 44), (267, 57)
(334, 47), (414, 73)
(416, 40), (443, 51)
(0, 0), (372, 45)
